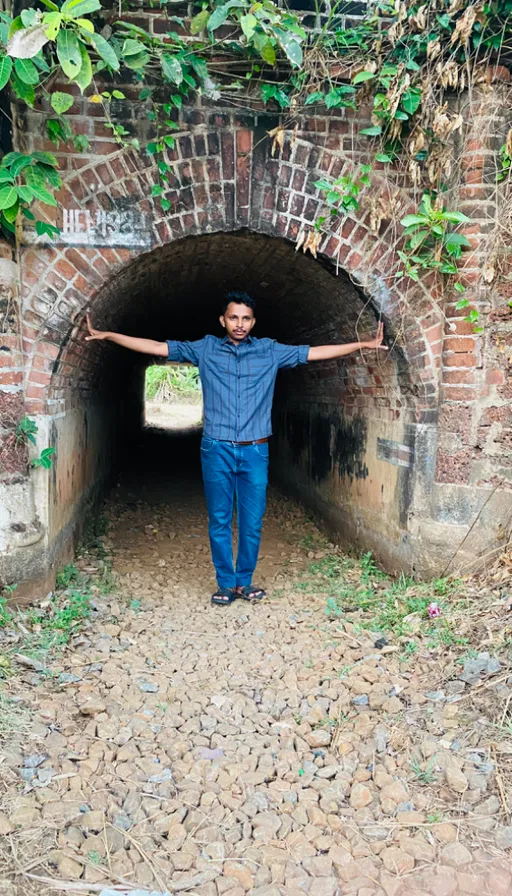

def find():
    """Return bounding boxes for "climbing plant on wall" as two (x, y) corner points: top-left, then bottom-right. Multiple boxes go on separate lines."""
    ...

(0, 0), (511, 331)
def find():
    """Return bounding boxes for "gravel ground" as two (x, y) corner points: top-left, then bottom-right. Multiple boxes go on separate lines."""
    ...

(1, 430), (511, 896)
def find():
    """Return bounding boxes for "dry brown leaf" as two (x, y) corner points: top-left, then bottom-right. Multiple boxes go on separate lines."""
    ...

(506, 128), (512, 159)
(426, 37), (442, 60)
(268, 126), (285, 157)
(483, 263), (496, 283)
(412, 4), (427, 30)
(302, 230), (322, 258)
(295, 230), (306, 253)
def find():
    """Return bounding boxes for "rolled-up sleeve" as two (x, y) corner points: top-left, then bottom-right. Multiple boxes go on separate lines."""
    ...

(167, 339), (203, 366)
(274, 342), (310, 370)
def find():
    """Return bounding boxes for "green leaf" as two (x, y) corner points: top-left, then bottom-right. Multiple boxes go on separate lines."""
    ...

(161, 198), (171, 212)
(241, 13), (257, 39)
(442, 211), (471, 224)
(112, 89), (125, 99)
(123, 51), (149, 70)
(305, 91), (324, 105)
(35, 220), (60, 237)
(21, 9), (37, 27)
(408, 229), (429, 249)
(400, 214), (428, 228)
(146, 142), (157, 155)
(188, 54), (207, 81)
(51, 90), (74, 114)
(151, 184), (163, 197)
(281, 37), (302, 67)
(360, 126), (382, 136)
(61, 0), (101, 17)
(56, 28), (82, 79)
(190, 9), (210, 34)
(74, 41), (92, 91)
(42, 12), (62, 40)
(353, 70), (375, 84)
(0, 186), (17, 209)
(454, 282), (466, 294)
(260, 41), (276, 65)
(3, 198), (19, 222)
(9, 156), (32, 177)
(207, 5), (230, 30)
(401, 88), (421, 115)
(11, 73), (35, 106)
(14, 57), (39, 85)
(0, 56), (12, 91)
(122, 38), (145, 56)
(76, 18), (94, 33)
(375, 153), (392, 163)
(17, 185), (34, 202)
(161, 54), (183, 85)
(29, 183), (57, 206)
(88, 32), (119, 70)
(0, 171), (14, 183)
(31, 151), (59, 166)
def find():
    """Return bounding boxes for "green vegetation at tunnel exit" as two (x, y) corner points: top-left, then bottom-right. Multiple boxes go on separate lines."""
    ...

(145, 364), (201, 404)
(0, 0), (510, 339)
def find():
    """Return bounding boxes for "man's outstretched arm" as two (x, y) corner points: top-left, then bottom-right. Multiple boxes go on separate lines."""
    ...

(84, 314), (168, 357)
(308, 322), (387, 362)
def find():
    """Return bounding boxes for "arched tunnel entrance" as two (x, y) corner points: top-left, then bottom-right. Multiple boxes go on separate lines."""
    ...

(46, 228), (420, 588)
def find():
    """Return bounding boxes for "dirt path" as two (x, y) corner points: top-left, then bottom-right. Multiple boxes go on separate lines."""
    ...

(1, 430), (511, 896)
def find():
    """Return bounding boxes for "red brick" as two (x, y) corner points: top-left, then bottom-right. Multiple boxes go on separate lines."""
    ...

(443, 352), (479, 368)
(485, 369), (505, 385)
(443, 337), (476, 352)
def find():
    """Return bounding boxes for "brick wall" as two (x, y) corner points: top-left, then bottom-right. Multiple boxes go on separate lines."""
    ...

(1, 16), (511, 591)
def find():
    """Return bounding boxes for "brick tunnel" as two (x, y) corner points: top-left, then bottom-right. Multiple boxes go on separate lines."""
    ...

(1, 22), (511, 596)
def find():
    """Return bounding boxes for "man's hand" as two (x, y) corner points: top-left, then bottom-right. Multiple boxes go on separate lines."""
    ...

(85, 314), (111, 341)
(363, 321), (387, 351)
(84, 314), (168, 357)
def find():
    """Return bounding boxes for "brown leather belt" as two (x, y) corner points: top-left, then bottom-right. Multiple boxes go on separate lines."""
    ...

(235, 437), (269, 446)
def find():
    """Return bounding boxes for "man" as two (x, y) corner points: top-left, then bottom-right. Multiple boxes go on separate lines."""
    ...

(86, 291), (387, 606)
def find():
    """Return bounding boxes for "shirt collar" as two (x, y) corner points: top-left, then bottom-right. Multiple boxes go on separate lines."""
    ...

(222, 334), (254, 346)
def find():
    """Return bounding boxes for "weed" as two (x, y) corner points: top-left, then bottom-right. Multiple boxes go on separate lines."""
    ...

(130, 599), (142, 612)
(427, 622), (468, 650)
(86, 850), (103, 866)
(55, 564), (79, 589)
(427, 811), (445, 823)
(399, 641), (419, 663)
(304, 658), (314, 668)
(0, 593), (14, 628)
(410, 756), (438, 785)
(360, 551), (388, 583)
(325, 596), (343, 618)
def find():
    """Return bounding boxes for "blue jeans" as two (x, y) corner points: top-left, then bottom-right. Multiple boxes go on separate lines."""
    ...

(200, 437), (269, 590)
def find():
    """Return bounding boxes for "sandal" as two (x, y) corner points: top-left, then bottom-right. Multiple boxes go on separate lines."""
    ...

(235, 585), (266, 601)
(211, 588), (236, 607)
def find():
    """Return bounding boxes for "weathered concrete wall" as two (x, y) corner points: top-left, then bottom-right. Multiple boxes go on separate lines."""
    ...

(1, 15), (511, 591)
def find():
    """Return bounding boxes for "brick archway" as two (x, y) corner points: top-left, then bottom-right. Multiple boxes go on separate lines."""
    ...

(2, 70), (510, 595)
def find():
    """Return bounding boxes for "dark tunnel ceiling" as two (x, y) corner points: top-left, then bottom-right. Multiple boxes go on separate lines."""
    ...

(93, 231), (376, 349)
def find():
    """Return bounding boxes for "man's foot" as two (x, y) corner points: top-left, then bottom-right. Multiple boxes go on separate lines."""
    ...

(235, 585), (266, 601)
(211, 588), (236, 606)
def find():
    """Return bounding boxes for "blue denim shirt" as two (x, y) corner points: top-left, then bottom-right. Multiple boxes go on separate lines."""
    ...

(167, 335), (309, 442)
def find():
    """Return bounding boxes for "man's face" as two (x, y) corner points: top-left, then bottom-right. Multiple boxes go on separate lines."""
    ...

(220, 302), (256, 344)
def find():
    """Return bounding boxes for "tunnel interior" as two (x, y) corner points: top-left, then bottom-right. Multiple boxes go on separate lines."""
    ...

(50, 230), (415, 572)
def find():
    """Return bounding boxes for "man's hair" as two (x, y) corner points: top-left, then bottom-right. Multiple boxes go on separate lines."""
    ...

(221, 291), (256, 315)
